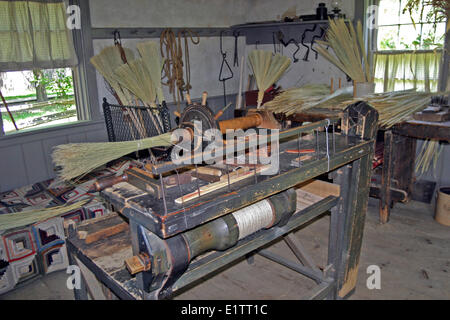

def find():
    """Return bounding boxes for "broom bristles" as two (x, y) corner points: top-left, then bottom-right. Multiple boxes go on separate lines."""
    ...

(316, 18), (372, 83)
(90, 46), (135, 105)
(137, 41), (166, 103)
(248, 50), (291, 107)
(0, 200), (89, 231)
(52, 133), (173, 181)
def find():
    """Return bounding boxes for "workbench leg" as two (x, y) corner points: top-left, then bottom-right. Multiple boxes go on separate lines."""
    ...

(380, 130), (394, 224)
(330, 152), (373, 298)
(393, 134), (416, 199)
(330, 101), (377, 298)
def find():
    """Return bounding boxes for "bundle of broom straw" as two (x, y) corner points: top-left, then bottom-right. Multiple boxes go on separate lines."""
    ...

(52, 132), (173, 182)
(0, 200), (89, 231)
(316, 19), (373, 83)
(91, 41), (167, 136)
(248, 50), (291, 108)
(415, 140), (444, 175)
(263, 85), (335, 116)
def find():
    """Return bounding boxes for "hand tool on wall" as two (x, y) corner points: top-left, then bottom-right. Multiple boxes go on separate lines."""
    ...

(310, 26), (326, 60)
(219, 31), (234, 107)
(277, 31), (300, 63)
(233, 31), (240, 67)
(301, 24), (318, 62)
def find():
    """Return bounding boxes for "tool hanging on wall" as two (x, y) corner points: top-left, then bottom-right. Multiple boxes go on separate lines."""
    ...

(272, 32), (284, 55)
(219, 31), (234, 107)
(310, 26), (326, 60)
(301, 24), (318, 62)
(160, 29), (199, 112)
(277, 31), (300, 63)
(113, 30), (128, 64)
(233, 31), (240, 67)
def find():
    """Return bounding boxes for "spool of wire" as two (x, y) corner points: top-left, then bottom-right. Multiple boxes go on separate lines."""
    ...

(232, 199), (274, 240)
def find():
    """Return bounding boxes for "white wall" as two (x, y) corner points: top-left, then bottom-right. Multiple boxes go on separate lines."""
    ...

(89, 0), (249, 28)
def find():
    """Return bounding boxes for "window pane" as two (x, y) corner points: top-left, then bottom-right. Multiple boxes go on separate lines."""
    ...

(377, 26), (399, 50)
(420, 23), (446, 49)
(378, 0), (401, 26)
(0, 68), (77, 133)
(399, 0), (422, 24)
(399, 24), (421, 50)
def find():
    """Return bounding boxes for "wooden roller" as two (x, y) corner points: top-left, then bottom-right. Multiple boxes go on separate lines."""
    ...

(218, 113), (263, 133)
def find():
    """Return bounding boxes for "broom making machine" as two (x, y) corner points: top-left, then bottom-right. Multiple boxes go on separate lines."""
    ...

(66, 93), (378, 300)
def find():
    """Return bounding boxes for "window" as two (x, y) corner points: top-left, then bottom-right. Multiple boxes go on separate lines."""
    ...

(0, 0), (86, 135)
(0, 68), (77, 133)
(377, 0), (446, 51)
(374, 0), (446, 92)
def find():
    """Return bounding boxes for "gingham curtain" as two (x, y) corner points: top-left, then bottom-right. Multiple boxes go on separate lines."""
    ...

(0, 0), (78, 71)
(374, 51), (442, 93)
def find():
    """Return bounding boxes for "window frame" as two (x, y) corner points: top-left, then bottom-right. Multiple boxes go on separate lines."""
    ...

(0, 0), (99, 137)
(360, 0), (449, 91)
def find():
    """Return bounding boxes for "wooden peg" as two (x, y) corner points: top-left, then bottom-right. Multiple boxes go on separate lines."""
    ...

(185, 93), (192, 105)
(201, 91), (208, 106)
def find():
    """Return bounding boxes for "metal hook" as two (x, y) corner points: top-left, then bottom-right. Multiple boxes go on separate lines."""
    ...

(301, 24), (317, 61)
(233, 31), (240, 67)
(311, 26), (326, 60)
(277, 31), (300, 63)
(219, 31), (233, 106)
(113, 30), (121, 45)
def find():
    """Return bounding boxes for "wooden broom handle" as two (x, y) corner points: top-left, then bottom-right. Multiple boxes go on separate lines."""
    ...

(0, 88), (18, 130)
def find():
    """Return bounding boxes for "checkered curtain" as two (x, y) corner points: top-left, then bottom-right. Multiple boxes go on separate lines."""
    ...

(373, 50), (442, 93)
(0, 0), (78, 72)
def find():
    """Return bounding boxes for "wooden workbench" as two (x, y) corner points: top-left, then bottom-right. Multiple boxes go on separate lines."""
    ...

(376, 119), (450, 223)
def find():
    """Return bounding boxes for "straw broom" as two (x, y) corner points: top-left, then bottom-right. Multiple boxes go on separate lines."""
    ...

(90, 46), (135, 105)
(315, 19), (373, 83)
(248, 50), (291, 108)
(52, 132), (173, 182)
(0, 200), (89, 231)
(137, 41), (166, 104)
(91, 45), (144, 140)
(114, 59), (164, 134)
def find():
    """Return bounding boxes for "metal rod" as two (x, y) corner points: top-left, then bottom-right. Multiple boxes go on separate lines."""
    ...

(297, 133), (302, 167)
(194, 164), (201, 198)
(226, 163), (231, 192)
(159, 173), (168, 214)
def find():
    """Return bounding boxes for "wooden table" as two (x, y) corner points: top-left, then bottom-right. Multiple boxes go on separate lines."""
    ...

(376, 120), (450, 223)
(288, 109), (450, 224)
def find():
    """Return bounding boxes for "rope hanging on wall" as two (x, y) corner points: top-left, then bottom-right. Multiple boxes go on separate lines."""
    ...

(160, 28), (199, 112)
